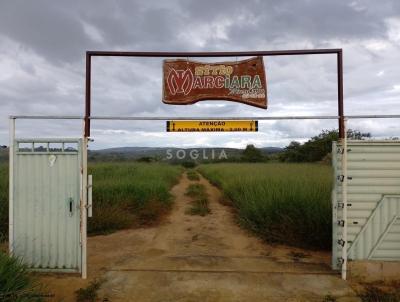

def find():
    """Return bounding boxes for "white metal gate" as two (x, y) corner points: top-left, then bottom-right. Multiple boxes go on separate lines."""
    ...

(332, 140), (400, 270)
(10, 138), (83, 273)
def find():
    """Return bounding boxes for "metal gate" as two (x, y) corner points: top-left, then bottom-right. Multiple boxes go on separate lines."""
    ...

(10, 138), (83, 273)
(332, 140), (400, 270)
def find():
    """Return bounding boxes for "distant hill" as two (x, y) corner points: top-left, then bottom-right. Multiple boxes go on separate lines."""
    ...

(0, 146), (284, 163)
(94, 147), (163, 154)
(89, 146), (283, 162)
(93, 146), (282, 154)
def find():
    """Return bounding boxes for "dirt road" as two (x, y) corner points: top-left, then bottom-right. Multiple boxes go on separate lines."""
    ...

(40, 172), (359, 301)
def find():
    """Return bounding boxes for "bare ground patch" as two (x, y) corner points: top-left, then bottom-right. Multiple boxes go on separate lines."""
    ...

(37, 171), (359, 302)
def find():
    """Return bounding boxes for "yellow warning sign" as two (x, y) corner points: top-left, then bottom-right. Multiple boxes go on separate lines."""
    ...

(166, 120), (258, 132)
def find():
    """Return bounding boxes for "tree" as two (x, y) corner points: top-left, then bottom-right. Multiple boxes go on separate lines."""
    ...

(241, 144), (265, 162)
(278, 141), (303, 162)
(279, 129), (370, 163)
(136, 156), (154, 162)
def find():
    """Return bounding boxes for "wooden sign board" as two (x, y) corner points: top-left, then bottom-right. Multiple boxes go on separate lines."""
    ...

(163, 57), (267, 109)
(166, 120), (258, 132)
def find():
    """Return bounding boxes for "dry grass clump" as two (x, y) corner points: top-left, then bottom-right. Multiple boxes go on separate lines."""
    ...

(185, 184), (210, 216)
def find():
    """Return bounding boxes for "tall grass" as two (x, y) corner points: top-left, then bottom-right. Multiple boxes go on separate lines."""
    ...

(198, 163), (332, 250)
(88, 162), (182, 234)
(0, 164), (8, 242)
(0, 162), (182, 237)
(0, 252), (43, 302)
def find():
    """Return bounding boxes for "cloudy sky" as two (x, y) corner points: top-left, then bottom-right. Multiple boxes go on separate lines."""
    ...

(1, 0), (399, 149)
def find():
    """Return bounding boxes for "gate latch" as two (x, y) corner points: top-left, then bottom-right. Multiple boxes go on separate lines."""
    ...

(68, 198), (74, 217)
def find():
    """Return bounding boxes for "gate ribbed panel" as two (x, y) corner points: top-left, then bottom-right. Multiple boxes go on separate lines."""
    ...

(332, 141), (400, 269)
(13, 141), (81, 272)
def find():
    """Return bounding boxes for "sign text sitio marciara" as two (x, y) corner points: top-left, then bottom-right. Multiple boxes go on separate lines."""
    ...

(163, 56), (267, 109)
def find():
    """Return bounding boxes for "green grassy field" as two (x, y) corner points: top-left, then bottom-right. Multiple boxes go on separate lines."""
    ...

(198, 163), (332, 250)
(0, 162), (182, 238)
(88, 162), (182, 234)
(0, 164), (7, 242)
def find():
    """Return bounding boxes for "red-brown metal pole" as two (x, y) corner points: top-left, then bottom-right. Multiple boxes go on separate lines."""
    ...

(337, 50), (344, 138)
(85, 53), (91, 137)
(83, 48), (344, 138)
(86, 49), (341, 58)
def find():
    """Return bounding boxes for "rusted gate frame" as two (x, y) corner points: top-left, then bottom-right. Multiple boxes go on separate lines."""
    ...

(84, 49), (344, 138)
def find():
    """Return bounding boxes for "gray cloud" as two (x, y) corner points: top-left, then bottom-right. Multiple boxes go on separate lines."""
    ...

(0, 0), (399, 148)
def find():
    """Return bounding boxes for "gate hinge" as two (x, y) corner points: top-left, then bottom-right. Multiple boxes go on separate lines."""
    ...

(337, 257), (344, 265)
(337, 220), (345, 227)
(337, 175), (352, 182)
(337, 239), (346, 247)
(337, 203), (352, 208)
(336, 147), (351, 154)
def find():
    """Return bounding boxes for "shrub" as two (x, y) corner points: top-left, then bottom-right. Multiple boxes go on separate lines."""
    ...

(279, 129), (370, 163)
(241, 144), (266, 162)
(358, 285), (400, 302)
(181, 161), (197, 168)
(75, 279), (104, 302)
(0, 252), (43, 302)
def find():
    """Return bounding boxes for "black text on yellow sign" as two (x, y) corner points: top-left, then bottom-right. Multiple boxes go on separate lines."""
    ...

(166, 120), (258, 132)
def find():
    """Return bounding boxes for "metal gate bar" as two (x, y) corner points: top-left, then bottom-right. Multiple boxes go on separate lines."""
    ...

(10, 114), (400, 120)
(9, 118), (88, 278)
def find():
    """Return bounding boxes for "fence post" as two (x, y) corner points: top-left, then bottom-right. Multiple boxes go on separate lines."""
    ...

(341, 118), (348, 280)
(81, 123), (88, 279)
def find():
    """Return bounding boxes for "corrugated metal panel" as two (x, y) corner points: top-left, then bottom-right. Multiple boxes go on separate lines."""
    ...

(12, 139), (82, 272)
(332, 141), (400, 269)
(371, 218), (400, 260)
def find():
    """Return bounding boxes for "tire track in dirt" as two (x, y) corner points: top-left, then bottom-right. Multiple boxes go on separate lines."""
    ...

(39, 171), (359, 302)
